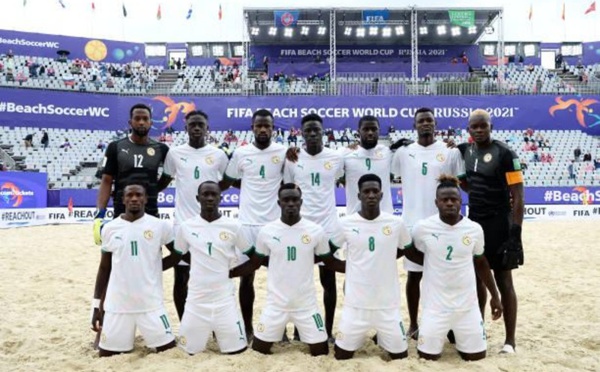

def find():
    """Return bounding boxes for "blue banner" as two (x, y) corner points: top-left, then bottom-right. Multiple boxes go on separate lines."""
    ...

(362, 10), (389, 25)
(274, 10), (300, 27)
(2, 88), (600, 135)
(0, 171), (47, 209)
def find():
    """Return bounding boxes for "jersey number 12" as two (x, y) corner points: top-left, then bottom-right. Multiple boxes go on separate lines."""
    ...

(133, 154), (144, 168)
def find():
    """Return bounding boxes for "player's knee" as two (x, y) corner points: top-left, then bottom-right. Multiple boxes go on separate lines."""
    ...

(251, 339), (272, 355)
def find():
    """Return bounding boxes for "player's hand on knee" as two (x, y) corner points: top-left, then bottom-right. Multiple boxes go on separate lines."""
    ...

(93, 209), (107, 245)
(285, 147), (300, 162)
(490, 297), (503, 320)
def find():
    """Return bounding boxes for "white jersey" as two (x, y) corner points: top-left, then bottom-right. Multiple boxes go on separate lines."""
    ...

(101, 214), (174, 313)
(163, 144), (229, 226)
(225, 143), (286, 225)
(175, 215), (252, 303)
(283, 148), (343, 235)
(412, 215), (484, 312)
(330, 212), (412, 309)
(255, 219), (330, 312)
(341, 144), (394, 214)
(392, 141), (465, 228)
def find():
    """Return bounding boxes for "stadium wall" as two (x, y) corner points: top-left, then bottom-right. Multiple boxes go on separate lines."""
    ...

(1, 88), (600, 135)
(1, 172), (600, 228)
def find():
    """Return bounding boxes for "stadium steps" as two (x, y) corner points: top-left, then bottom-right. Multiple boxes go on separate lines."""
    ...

(147, 70), (180, 94)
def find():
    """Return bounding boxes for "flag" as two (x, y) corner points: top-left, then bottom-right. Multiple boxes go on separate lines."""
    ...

(58, 0), (66, 8)
(157, 4), (161, 20)
(91, 1), (95, 11)
(186, 4), (193, 19)
(528, 4), (533, 20)
(585, 1), (596, 14)
(122, 3), (127, 17)
(218, 4), (222, 20)
(561, 2), (565, 20)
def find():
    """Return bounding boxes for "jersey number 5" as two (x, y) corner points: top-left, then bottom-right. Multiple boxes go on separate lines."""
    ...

(421, 162), (428, 175)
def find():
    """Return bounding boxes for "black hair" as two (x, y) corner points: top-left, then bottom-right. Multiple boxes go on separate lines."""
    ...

(252, 109), (274, 122)
(358, 115), (379, 129)
(185, 110), (209, 121)
(301, 113), (323, 126)
(358, 173), (382, 191)
(278, 183), (302, 198)
(123, 180), (148, 194)
(198, 180), (220, 193)
(414, 107), (435, 120)
(129, 103), (152, 119)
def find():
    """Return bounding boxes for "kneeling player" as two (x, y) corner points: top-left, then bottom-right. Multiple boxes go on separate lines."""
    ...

(91, 183), (180, 357)
(329, 174), (416, 360)
(231, 184), (344, 356)
(412, 175), (502, 361)
(175, 181), (250, 355)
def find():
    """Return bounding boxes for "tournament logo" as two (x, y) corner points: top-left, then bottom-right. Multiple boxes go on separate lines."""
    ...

(462, 235), (472, 245)
(382, 226), (392, 236)
(483, 153), (492, 163)
(436, 153), (445, 162)
(272, 156), (281, 164)
(0, 182), (25, 207)
(256, 323), (265, 332)
(205, 156), (214, 165)
(152, 96), (196, 130)
(147, 148), (155, 156)
(144, 230), (154, 240)
(219, 231), (230, 241)
(280, 12), (296, 27)
(549, 96), (600, 128)
(573, 186), (593, 205)
(324, 161), (333, 170)
(301, 234), (311, 244)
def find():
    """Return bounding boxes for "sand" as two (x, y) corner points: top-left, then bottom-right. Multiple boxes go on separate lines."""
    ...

(1, 221), (599, 372)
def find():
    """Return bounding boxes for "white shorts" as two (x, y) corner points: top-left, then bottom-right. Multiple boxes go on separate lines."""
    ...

(335, 306), (408, 354)
(403, 257), (423, 272)
(99, 307), (175, 352)
(178, 296), (247, 354)
(235, 225), (262, 265)
(255, 305), (328, 344)
(418, 306), (487, 355)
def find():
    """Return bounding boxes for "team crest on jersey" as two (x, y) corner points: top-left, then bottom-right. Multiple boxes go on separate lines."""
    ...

(483, 153), (493, 163)
(436, 153), (446, 162)
(324, 161), (333, 170)
(178, 336), (187, 346)
(301, 234), (311, 244)
(462, 235), (472, 245)
(257, 323), (265, 332)
(147, 148), (156, 156)
(205, 156), (214, 165)
(375, 150), (383, 159)
(219, 231), (230, 241)
(144, 230), (154, 240)
(272, 155), (281, 164)
(382, 226), (392, 236)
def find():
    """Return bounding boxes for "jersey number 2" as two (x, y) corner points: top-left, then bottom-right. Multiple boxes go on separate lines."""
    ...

(446, 245), (453, 261)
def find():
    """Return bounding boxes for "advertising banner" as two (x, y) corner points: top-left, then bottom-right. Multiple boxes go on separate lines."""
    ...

(2, 88), (599, 135)
(274, 11), (300, 27)
(0, 171), (48, 228)
(0, 29), (144, 63)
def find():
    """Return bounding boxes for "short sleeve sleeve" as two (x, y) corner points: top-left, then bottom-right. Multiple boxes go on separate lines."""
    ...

(162, 150), (177, 178)
(101, 224), (119, 253)
(254, 228), (270, 257)
(160, 221), (174, 246)
(216, 151), (229, 179)
(411, 222), (426, 253)
(159, 143), (170, 164)
(174, 225), (189, 255)
(225, 150), (241, 180)
(102, 142), (118, 176)
(391, 149), (402, 176)
(329, 222), (346, 251)
(397, 219), (413, 249)
(449, 148), (466, 178)
(473, 224), (485, 257)
(314, 229), (331, 257)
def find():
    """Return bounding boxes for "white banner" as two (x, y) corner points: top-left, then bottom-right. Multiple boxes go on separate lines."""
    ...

(0, 208), (47, 229)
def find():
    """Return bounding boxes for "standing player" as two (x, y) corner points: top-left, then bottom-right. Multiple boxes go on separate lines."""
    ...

(457, 109), (524, 354)
(412, 175), (502, 361)
(391, 107), (465, 338)
(220, 109), (287, 339)
(341, 115), (394, 214)
(330, 174), (415, 360)
(93, 103), (171, 244)
(283, 113), (343, 342)
(91, 183), (180, 357)
(175, 181), (250, 354)
(162, 110), (230, 320)
(230, 184), (344, 356)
